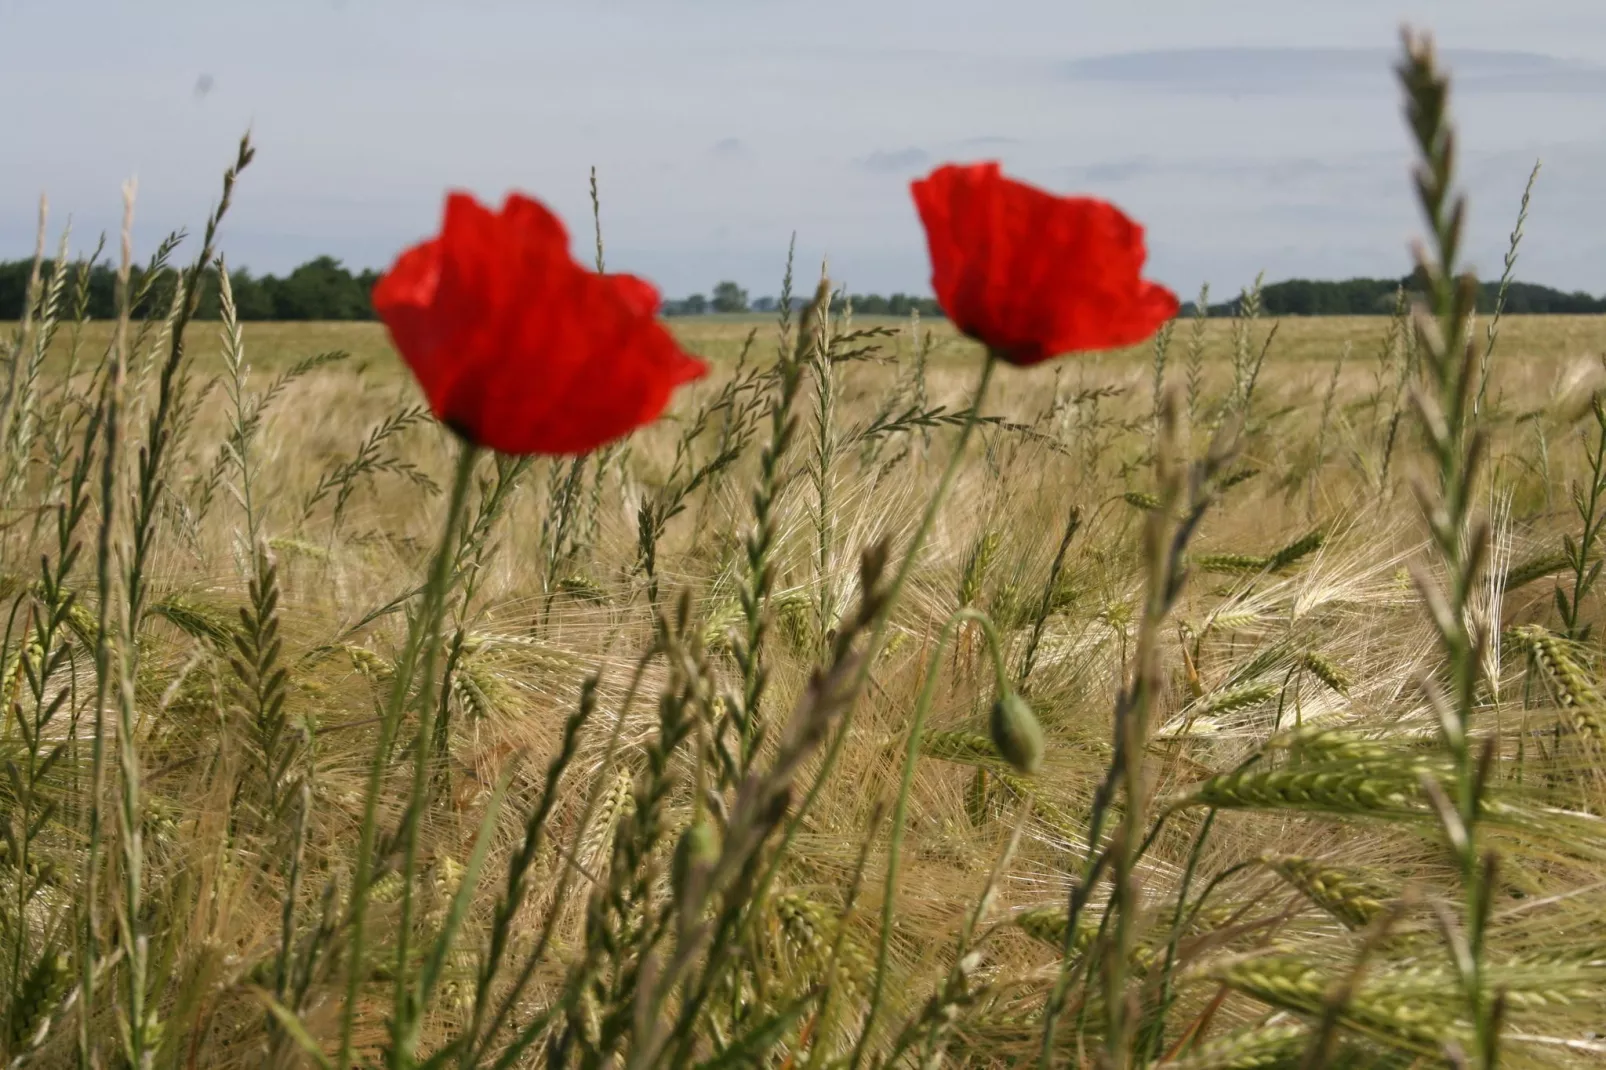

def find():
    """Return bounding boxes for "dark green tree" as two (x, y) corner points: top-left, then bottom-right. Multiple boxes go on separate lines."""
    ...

(270, 256), (370, 320)
(710, 280), (748, 313)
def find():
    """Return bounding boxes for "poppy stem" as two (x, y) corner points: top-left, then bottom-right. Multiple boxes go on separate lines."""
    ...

(337, 437), (480, 1070)
(876, 350), (997, 648)
(855, 606), (1008, 1070)
(391, 439), (481, 1063)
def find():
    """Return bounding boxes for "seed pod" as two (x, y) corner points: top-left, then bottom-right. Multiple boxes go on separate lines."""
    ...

(989, 690), (1044, 775)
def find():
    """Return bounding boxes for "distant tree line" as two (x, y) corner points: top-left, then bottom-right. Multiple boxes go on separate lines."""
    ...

(1184, 275), (1606, 317)
(661, 279), (947, 318)
(8, 256), (1606, 322)
(0, 255), (381, 321)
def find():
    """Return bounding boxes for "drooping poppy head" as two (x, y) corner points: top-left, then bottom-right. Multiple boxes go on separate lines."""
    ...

(373, 191), (707, 455)
(911, 162), (1179, 365)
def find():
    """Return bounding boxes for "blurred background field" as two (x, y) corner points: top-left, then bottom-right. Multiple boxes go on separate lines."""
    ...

(11, 312), (1606, 371)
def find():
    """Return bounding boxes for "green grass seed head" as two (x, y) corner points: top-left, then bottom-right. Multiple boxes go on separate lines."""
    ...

(1261, 853), (1390, 929)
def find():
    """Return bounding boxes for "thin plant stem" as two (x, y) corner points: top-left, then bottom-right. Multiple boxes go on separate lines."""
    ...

(336, 440), (479, 1070)
(1475, 159), (1540, 416)
(852, 606), (1009, 1070)
(390, 442), (482, 1066)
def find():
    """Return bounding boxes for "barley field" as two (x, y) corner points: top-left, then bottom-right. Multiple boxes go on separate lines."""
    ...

(4, 43), (1606, 1070)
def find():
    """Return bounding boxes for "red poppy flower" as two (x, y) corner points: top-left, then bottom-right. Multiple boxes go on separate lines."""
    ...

(373, 191), (707, 455)
(911, 162), (1179, 365)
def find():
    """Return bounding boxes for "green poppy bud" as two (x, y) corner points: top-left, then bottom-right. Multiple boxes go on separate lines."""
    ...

(671, 818), (720, 902)
(990, 690), (1044, 774)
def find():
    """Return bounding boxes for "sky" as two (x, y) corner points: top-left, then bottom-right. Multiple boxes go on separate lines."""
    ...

(4, 0), (1606, 299)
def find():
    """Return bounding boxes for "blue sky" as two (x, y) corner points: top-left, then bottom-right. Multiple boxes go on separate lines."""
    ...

(4, 0), (1606, 298)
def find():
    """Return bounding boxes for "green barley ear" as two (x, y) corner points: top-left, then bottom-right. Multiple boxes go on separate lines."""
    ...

(152, 593), (234, 648)
(1219, 465), (1260, 492)
(1195, 681), (1279, 718)
(773, 893), (874, 998)
(1194, 552), (1271, 576)
(1261, 853), (1391, 930)
(1211, 953), (1454, 1055)
(989, 690), (1044, 775)
(581, 765), (638, 875)
(1172, 1024), (1410, 1070)
(1014, 905), (1072, 949)
(1192, 529), (1321, 578)
(1501, 550), (1567, 592)
(958, 529), (1000, 608)
(5, 949), (68, 1051)
(1163, 1021), (1306, 1070)
(558, 573), (610, 605)
(1509, 624), (1606, 743)
(921, 730), (1001, 766)
(1300, 650), (1353, 695)
(1123, 490), (1160, 511)
(1178, 765), (1428, 818)
(451, 659), (502, 723)
(1267, 528), (1324, 571)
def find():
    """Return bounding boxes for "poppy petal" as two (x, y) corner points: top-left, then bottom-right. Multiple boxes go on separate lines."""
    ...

(911, 162), (1177, 365)
(374, 190), (706, 455)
